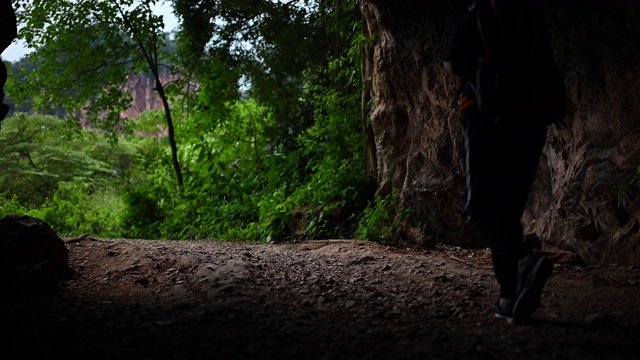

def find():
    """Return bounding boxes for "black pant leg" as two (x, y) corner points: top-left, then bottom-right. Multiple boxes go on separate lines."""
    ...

(464, 115), (547, 298)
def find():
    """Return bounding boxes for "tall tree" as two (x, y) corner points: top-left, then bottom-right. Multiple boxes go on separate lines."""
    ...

(11, 0), (184, 185)
(172, 0), (360, 149)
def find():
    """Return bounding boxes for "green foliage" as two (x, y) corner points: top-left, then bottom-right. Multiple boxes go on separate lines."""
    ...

(4, 0), (401, 245)
(0, 114), (117, 206)
(0, 113), (138, 237)
(275, 25), (373, 241)
(173, 0), (361, 149)
(11, 0), (186, 187)
(0, 180), (126, 238)
(0, 194), (28, 218)
(28, 180), (124, 237)
(118, 50), (371, 242)
(4, 58), (67, 117)
(131, 98), (276, 240)
(120, 183), (168, 239)
(356, 191), (411, 245)
(116, 0), (373, 243)
(11, 0), (167, 130)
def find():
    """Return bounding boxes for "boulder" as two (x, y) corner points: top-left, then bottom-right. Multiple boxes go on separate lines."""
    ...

(0, 215), (71, 295)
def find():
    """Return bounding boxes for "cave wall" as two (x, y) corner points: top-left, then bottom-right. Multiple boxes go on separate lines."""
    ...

(360, 0), (640, 264)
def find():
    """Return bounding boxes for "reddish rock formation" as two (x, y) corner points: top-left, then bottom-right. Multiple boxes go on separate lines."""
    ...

(360, 0), (640, 264)
(120, 68), (176, 119)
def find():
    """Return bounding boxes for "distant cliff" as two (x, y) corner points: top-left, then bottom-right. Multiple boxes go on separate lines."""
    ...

(120, 68), (176, 119)
(3, 66), (175, 121)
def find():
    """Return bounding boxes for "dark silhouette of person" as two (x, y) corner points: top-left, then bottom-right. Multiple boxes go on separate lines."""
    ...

(1, 0), (18, 122)
(444, 0), (565, 324)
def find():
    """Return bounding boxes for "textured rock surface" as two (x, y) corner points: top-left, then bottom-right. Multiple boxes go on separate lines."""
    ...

(120, 68), (176, 120)
(0, 215), (71, 293)
(360, 0), (640, 264)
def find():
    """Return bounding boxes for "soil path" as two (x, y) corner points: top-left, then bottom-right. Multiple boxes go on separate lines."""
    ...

(2, 238), (640, 359)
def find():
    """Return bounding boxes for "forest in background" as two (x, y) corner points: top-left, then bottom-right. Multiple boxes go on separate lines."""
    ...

(0, 0), (404, 243)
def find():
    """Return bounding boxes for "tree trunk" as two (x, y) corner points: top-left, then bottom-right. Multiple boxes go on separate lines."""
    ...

(156, 82), (183, 187)
(361, 12), (377, 181)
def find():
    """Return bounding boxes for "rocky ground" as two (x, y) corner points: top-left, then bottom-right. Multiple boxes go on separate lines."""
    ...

(2, 237), (640, 360)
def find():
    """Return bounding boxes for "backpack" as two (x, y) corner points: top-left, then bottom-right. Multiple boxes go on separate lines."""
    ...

(471, 0), (567, 126)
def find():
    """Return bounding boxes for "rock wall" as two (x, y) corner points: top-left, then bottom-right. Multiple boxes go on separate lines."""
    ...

(360, 0), (640, 264)
(120, 68), (175, 119)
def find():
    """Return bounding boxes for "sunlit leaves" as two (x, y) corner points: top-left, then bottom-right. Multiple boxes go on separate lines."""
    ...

(0, 114), (137, 207)
(173, 0), (360, 148)
(4, 0), (376, 241)
(11, 0), (167, 133)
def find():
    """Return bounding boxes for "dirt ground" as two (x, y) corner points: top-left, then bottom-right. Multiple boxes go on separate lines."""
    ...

(2, 237), (640, 360)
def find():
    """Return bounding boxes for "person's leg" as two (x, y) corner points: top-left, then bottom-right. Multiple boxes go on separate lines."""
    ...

(500, 121), (553, 322)
(491, 121), (548, 297)
(465, 116), (526, 300)
(465, 117), (550, 321)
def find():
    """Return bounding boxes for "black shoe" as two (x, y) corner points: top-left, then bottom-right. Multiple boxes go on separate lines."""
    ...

(494, 299), (514, 324)
(511, 254), (553, 323)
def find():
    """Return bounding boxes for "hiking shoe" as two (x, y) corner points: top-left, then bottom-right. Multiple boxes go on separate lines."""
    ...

(494, 299), (514, 324)
(511, 254), (553, 323)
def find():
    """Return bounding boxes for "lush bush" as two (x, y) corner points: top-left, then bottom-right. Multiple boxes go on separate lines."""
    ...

(0, 114), (138, 237)
(118, 49), (373, 242)
(29, 180), (124, 237)
(356, 191), (411, 245)
(3, 1), (396, 244)
(0, 63), (379, 242)
(0, 193), (28, 217)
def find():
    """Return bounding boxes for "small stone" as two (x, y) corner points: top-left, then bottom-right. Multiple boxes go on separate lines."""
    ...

(135, 277), (150, 286)
(585, 313), (608, 325)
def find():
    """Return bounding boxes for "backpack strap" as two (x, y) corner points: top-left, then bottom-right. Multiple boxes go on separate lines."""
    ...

(476, 0), (497, 60)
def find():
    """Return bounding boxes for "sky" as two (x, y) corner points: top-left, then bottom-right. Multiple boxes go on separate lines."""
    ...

(2, 2), (179, 62)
